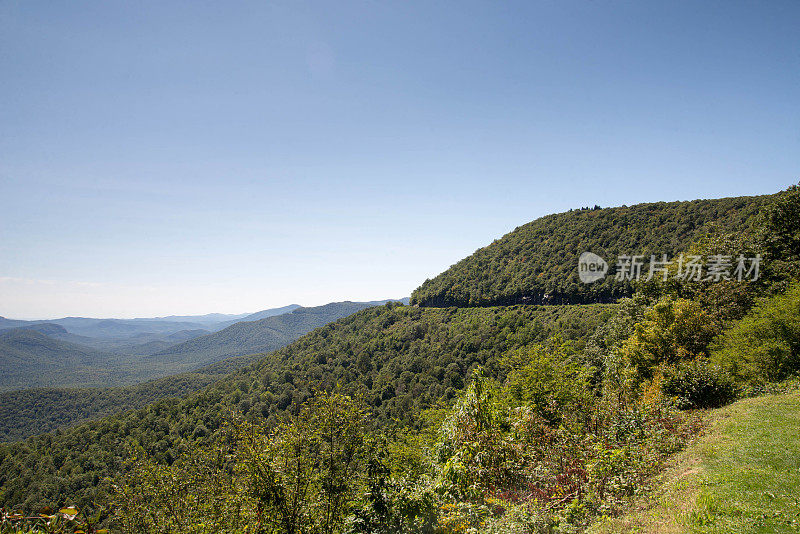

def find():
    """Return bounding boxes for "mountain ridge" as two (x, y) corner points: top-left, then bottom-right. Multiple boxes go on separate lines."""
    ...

(411, 194), (771, 308)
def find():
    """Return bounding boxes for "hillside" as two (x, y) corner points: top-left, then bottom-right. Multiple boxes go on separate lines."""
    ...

(0, 328), (230, 391)
(0, 329), (126, 391)
(147, 301), (398, 369)
(210, 304), (302, 330)
(0, 341), (331, 443)
(590, 390), (800, 533)
(27, 317), (211, 338)
(12, 323), (70, 336)
(411, 195), (771, 307)
(0, 301), (405, 440)
(0, 302), (611, 509)
(0, 301), (393, 392)
(0, 367), (230, 443)
(57, 328), (211, 356)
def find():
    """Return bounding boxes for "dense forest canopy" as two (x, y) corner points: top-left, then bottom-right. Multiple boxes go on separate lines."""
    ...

(411, 195), (771, 307)
(0, 303), (609, 511)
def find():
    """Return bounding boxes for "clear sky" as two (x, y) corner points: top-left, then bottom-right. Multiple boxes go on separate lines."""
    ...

(1, 1), (798, 319)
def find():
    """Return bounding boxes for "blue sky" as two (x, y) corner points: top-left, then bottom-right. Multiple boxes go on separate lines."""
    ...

(1, 1), (798, 319)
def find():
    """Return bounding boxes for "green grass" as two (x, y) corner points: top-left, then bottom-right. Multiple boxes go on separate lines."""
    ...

(589, 391), (800, 533)
(689, 392), (800, 533)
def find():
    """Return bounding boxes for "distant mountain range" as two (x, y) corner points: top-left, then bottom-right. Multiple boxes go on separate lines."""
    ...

(0, 299), (408, 392)
(0, 304), (316, 356)
(208, 304), (303, 330)
(147, 302), (386, 367)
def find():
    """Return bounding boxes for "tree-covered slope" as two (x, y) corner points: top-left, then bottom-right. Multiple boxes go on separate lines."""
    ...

(411, 195), (771, 308)
(0, 329), (127, 391)
(0, 302), (611, 510)
(210, 304), (302, 330)
(0, 365), (234, 443)
(0, 301), (394, 393)
(0, 303), (400, 441)
(146, 301), (389, 370)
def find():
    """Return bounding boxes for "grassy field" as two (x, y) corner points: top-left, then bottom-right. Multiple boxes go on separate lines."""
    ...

(590, 391), (800, 533)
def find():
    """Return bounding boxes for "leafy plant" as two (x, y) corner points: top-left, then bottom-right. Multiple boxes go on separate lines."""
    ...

(711, 282), (800, 384)
(661, 359), (737, 408)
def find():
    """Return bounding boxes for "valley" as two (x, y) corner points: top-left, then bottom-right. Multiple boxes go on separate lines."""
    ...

(1, 187), (798, 533)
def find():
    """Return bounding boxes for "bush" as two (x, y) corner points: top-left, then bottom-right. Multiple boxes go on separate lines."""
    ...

(623, 298), (719, 382)
(711, 283), (800, 384)
(661, 359), (737, 409)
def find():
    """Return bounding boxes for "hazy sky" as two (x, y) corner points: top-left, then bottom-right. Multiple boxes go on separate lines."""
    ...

(1, 1), (798, 319)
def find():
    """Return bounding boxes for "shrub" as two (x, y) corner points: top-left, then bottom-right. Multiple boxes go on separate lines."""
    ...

(623, 298), (719, 382)
(711, 282), (800, 384)
(661, 359), (737, 409)
(504, 340), (595, 428)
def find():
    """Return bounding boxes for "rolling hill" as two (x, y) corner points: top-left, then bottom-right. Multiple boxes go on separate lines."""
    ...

(411, 195), (771, 307)
(145, 301), (403, 371)
(0, 301), (401, 391)
(0, 302), (610, 509)
(0, 329), (126, 390)
(210, 304), (302, 330)
(0, 365), (231, 442)
(0, 304), (310, 338)
(0, 300), (407, 440)
(52, 328), (212, 356)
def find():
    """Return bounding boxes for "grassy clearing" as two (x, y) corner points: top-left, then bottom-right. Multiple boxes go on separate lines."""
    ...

(589, 391), (800, 533)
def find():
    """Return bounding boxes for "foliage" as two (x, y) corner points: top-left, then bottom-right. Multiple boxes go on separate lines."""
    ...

(0, 303), (608, 511)
(711, 282), (800, 384)
(661, 359), (737, 409)
(411, 195), (770, 308)
(0, 373), (221, 443)
(759, 182), (800, 288)
(622, 298), (719, 382)
(113, 391), (367, 534)
(504, 339), (594, 428)
(428, 356), (703, 533)
(1, 506), (107, 534)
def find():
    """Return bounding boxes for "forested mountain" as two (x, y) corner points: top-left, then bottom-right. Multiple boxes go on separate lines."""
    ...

(210, 304), (302, 330)
(11, 323), (70, 336)
(55, 328), (211, 356)
(0, 327), (239, 391)
(0, 302), (610, 509)
(148, 312), (251, 326)
(0, 304), (312, 338)
(0, 349), (304, 443)
(0, 317), (33, 330)
(30, 318), (211, 339)
(411, 195), (772, 307)
(0, 365), (231, 442)
(148, 301), (402, 369)
(0, 329), (126, 391)
(0, 301), (407, 440)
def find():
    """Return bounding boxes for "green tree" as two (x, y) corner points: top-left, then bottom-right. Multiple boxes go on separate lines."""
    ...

(711, 282), (800, 384)
(760, 182), (800, 287)
(623, 298), (719, 381)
